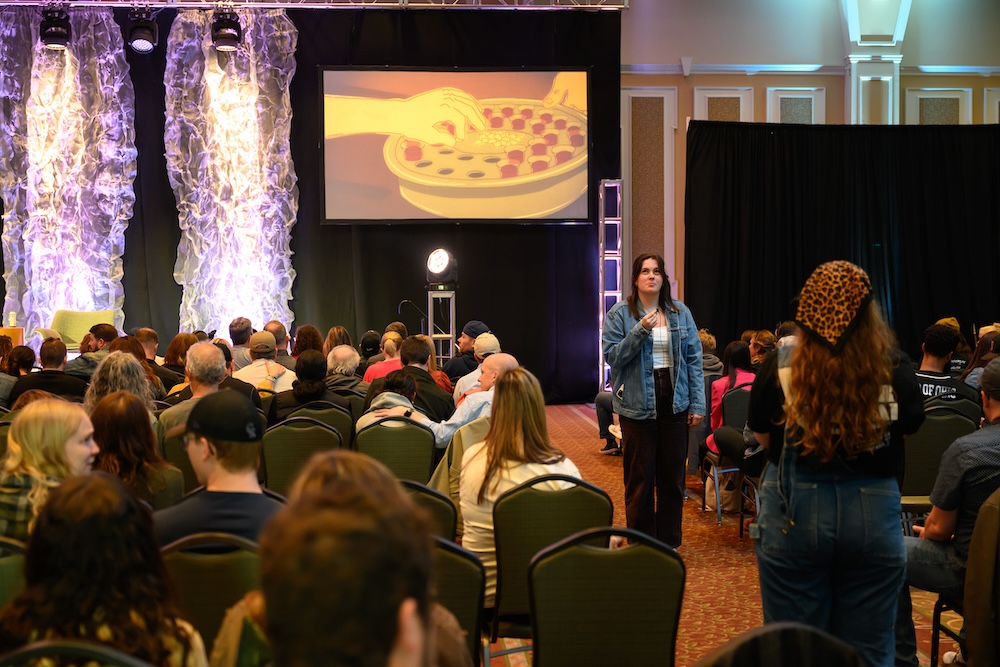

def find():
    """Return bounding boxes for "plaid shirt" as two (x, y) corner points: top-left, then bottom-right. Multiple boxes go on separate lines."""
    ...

(0, 474), (53, 554)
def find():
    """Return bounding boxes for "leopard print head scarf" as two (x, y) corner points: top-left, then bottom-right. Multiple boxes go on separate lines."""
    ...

(795, 261), (873, 353)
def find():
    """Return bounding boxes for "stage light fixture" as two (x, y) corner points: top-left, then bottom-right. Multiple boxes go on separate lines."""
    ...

(211, 10), (242, 52)
(126, 9), (158, 54)
(40, 9), (71, 50)
(426, 248), (457, 287)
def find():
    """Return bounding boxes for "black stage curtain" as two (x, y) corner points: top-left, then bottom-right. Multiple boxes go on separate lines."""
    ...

(684, 120), (1000, 358)
(120, 9), (620, 403)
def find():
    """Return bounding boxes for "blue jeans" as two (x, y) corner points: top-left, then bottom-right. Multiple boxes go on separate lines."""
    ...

(751, 448), (906, 667)
(894, 536), (966, 666)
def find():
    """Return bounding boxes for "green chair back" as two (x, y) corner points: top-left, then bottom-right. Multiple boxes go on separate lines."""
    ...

(0, 639), (157, 667)
(434, 537), (485, 667)
(529, 527), (685, 667)
(721, 382), (752, 428)
(902, 409), (977, 497)
(402, 480), (457, 540)
(0, 537), (26, 609)
(161, 533), (260, 657)
(262, 417), (342, 495)
(345, 394), (366, 426)
(287, 401), (354, 446)
(162, 433), (200, 495)
(144, 465), (186, 511)
(356, 417), (437, 483)
(492, 475), (613, 635)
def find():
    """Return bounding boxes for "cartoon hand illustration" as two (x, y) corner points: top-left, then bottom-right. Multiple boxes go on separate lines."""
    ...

(543, 71), (587, 113)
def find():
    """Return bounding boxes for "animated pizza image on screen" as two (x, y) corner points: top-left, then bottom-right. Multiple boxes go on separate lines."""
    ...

(383, 99), (587, 219)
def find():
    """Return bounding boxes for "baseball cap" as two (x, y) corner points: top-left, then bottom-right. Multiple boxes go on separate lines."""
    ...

(474, 332), (501, 358)
(249, 331), (276, 355)
(936, 317), (961, 332)
(462, 320), (490, 339)
(980, 358), (1000, 401)
(186, 390), (264, 442)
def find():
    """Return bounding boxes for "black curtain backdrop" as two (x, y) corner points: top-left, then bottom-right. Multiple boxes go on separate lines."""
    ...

(119, 9), (620, 403)
(684, 120), (1000, 359)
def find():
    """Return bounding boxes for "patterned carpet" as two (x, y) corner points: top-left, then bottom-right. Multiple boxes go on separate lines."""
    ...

(481, 404), (959, 666)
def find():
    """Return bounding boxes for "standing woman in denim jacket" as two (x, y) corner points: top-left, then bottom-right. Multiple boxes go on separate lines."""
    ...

(746, 261), (924, 667)
(601, 253), (705, 547)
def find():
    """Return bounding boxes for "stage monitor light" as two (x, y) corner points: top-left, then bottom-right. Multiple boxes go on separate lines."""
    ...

(426, 248), (457, 286)
(211, 11), (242, 52)
(40, 9), (71, 50)
(127, 9), (158, 54)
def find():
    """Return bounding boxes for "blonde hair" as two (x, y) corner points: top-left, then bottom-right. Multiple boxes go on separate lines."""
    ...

(3, 399), (89, 527)
(785, 302), (895, 461)
(380, 331), (403, 359)
(475, 367), (565, 504)
(289, 450), (402, 504)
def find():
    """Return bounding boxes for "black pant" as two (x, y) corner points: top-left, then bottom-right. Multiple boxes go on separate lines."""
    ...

(619, 369), (688, 547)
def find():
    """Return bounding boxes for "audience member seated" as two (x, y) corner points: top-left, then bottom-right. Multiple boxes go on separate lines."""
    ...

(365, 337), (455, 422)
(233, 331), (297, 393)
(92, 390), (183, 510)
(749, 329), (776, 368)
(65, 323), (118, 381)
(356, 371), (428, 432)
(774, 320), (799, 348)
(162, 332), (199, 378)
(937, 316), (972, 377)
(960, 331), (999, 390)
(84, 351), (154, 413)
(229, 317), (254, 371)
(270, 349), (350, 424)
(0, 345), (37, 408)
(9, 389), (57, 412)
(688, 328), (722, 468)
(321, 325), (353, 359)
(0, 335), (12, 375)
(381, 353), (519, 449)
(357, 329), (382, 378)
(442, 320), (490, 382)
(459, 367), (581, 607)
(289, 324), (323, 359)
(167, 341), (261, 408)
(154, 391), (281, 546)
(705, 341), (755, 454)
(264, 320), (297, 371)
(915, 324), (982, 405)
(366, 322), (408, 366)
(452, 332), (501, 404)
(0, 399), (96, 549)
(362, 331), (404, 384)
(135, 327), (183, 392)
(0, 473), (209, 666)
(325, 344), (370, 398)
(224, 450), (470, 667)
(110, 335), (167, 400)
(7, 337), (86, 406)
(0, 335), (13, 407)
(895, 357), (1000, 666)
(157, 342), (228, 442)
(415, 334), (454, 394)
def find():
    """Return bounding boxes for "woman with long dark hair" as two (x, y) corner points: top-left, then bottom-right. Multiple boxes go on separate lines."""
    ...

(459, 367), (580, 607)
(270, 349), (350, 424)
(705, 341), (755, 454)
(960, 330), (999, 389)
(601, 253), (705, 547)
(0, 473), (208, 665)
(91, 390), (184, 509)
(290, 324), (324, 359)
(747, 261), (924, 667)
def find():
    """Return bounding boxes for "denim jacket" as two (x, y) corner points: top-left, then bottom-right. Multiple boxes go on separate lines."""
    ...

(602, 298), (705, 420)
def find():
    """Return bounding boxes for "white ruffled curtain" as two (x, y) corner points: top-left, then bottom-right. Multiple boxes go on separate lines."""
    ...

(0, 8), (135, 335)
(164, 9), (298, 335)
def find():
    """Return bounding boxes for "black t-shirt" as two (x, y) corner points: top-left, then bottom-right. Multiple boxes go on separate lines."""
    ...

(153, 489), (282, 547)
(748, 348), (925, 477)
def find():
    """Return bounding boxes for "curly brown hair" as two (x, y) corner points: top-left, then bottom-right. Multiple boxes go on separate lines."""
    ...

(291, 325), (324, 358)
(785, 302), (895, 461)
(0, 473), (194, 662)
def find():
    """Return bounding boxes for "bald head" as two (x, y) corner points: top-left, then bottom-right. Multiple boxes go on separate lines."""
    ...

(265, 320), (288, 347)
(479, 352), (518, 392)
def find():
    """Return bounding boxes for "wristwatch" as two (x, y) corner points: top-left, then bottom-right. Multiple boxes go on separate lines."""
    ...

(404, 409), (413, 418)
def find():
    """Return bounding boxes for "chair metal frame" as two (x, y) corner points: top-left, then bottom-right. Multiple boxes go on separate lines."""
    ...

(286, 399), (355, 446)
(487, 474), (613, 664)
(401, 479), (458, 540)
(528, 526), (685, 667)
(434, 536), (485, 667)
(702, 382), (752, 525)
(0, 639), (157, 667)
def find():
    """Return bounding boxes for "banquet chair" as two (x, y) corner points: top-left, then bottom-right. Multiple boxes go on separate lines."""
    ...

(162, 432), (199, 494)
(0, 537), (26, 608)
(262, 417), (343, 495)
(434, 537), (485, 667)
(702, 383), (752, 525)
(529, 527), (684, 666)
(401, 479), (458, 540)
(287, 400), (355, 444)
(161, 532), (260, 656)
(487, 474), (613, 664)
(0, 639), (157, 667)
(33, 309), (114, 353)
(356, 417), (437, 483)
